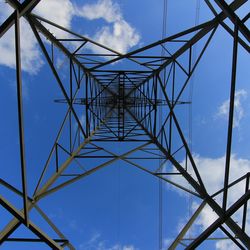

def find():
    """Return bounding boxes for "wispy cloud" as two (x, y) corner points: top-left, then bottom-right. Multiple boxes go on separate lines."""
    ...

(216, 89), (247, 128)
(79, 232), (137, 250)
(215, 239), (239, 250)
(162, 238), (174, 249)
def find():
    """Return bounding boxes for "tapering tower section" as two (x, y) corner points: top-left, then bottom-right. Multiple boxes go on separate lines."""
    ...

(0, 0), (249, 249)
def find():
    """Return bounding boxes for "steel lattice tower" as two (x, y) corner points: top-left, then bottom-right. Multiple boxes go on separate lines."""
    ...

(0, 0), (250, 249)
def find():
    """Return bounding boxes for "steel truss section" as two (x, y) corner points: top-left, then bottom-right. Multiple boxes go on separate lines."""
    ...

(0, 0), (249, 249)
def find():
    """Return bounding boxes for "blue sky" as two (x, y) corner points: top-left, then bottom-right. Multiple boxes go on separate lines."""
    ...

(0, 0), (250, 249)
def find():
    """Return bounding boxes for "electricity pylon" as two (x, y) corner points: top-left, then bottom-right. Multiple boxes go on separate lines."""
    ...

(0, 0), (250, 249)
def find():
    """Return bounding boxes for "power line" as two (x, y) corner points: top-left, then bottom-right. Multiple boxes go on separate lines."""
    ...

(159, 1), (168, 249)
(188, 0), (201, 239)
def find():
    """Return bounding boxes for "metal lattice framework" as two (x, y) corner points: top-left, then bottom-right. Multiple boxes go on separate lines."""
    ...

(0, 0), (250, 249)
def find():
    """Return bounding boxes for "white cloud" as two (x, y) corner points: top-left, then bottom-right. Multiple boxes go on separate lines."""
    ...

(79, 232), (137, 250)
(169, 154), (250, 249)
(215, 240), (239, 250)
(162, 238), (174, 249)
(192, 201), (218, 230)
(75, 0), (121, 23)
(110, 245), (136, 250)
(0, 0), (140, 75)
(0, 2), (12, 23)
(35, 0), (74, 38)
(216, 89), (247, 128)
(0, 3), (43, 74)
(0, 0), (76, 75)
(92, 20), (140, 54)
(0, 0), (75, 74)
(75, 0), (140, 54)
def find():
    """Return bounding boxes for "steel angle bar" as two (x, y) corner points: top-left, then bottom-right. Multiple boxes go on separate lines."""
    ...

(204, 0), (250, 52)
(126, 108), (250, 248)
(0, 180), (74, 249)
(161, 45), (189, 76)
(33, 108), (72, 196)
(125, 25), (219, 102)
(123, 108), (155, 139)
(242, 174), (249, 232)
(7, 0), (40, 14)
(0, 179), (32, 243)
(89, 20), (214, 70)
(28, 13), (150, 69)
(123, 73), (155, 106)
(33, 108), (114, 200)
(242, 12), (250, 23)
(29, 20), (87, 138)
(87, 73), (118, 105)
(106, 150), (200, 197)
(223, 21), (239, 211)
(168, 201), (206, 249)
(0, 109), (114, 242)
(156, 75), (205, 190)
(34, 72), (88, 196)
(214, 0), (250, 43)
(0, 195), (63, 250)
(0, 0), (41, 38)
(87, 108), (118, 138)
(14, 9), (29, 226)
(158, 26), (217, 119)
(35, 142), (151, 200)
(23, 14), (116, 99)
(124, 1), (244, 101)
(212, 173), (249, 198)
(186, 190), (250, 249)
(89, 0), (246, 71)
(34, 205), (75, 250)
(219, 226), (245, 250)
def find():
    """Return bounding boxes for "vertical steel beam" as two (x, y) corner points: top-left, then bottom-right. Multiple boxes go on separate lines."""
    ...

(153, 75), (157, 138)
(242, 174), (249, 232)
(14, 10), (29, 226)
(86, 74), (90, 137)
(223, 21), (239, 211)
